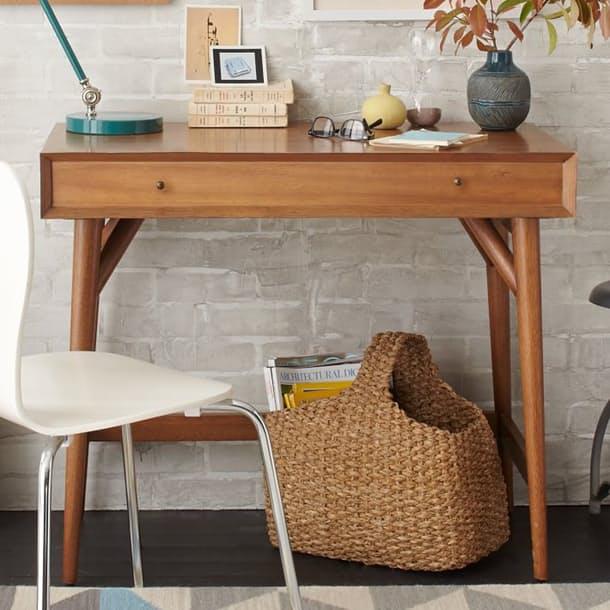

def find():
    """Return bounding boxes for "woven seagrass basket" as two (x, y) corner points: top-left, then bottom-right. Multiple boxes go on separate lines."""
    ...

(264, 331), (509, 571)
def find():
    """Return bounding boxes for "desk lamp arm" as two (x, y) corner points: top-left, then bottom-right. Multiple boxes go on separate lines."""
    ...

(39, 0), (101, 118)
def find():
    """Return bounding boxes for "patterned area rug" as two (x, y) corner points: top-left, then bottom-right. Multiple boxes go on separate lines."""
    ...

(2, 584), (610, 609)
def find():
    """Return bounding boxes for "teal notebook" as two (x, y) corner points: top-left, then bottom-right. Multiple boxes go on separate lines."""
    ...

(370, 129), (487, 149)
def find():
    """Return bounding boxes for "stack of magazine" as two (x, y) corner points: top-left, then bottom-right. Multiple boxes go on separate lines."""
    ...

(264, 352), (362, 411)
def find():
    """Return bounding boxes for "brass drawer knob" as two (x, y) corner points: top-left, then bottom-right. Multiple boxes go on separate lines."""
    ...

(453, 177), (463, 187)
(156, 180), (165, 191)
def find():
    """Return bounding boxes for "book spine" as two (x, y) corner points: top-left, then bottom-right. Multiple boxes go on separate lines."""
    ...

(275, 362), (362, 385)
(188, 115), (289, 128)
(264, 366), (281, 412)
(192, 89), (294, 104)
(188, 102), (288, 116)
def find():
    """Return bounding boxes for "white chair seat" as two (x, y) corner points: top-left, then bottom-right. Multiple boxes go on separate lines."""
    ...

(21, 351), (232, 436)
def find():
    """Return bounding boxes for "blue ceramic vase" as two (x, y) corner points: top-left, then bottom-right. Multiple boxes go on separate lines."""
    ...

(467, 50), (530, 131)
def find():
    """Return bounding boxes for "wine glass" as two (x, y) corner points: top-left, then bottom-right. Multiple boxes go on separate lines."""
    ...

(409, 29), (437, 63)
(409, 30), (438, 111)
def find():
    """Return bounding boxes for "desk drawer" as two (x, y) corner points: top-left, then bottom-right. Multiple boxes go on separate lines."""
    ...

(46, 159), (573, 218)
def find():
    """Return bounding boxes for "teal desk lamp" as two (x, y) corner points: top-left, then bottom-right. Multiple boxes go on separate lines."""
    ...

(39, 0), (162, 135)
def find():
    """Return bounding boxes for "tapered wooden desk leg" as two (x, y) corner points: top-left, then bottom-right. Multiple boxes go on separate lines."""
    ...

(63, 219), (103, 585)
(487, 257), (513, 509)
(512, 217), (548, 581)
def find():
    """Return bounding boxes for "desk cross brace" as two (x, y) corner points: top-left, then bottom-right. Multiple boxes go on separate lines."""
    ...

(460, 217), (536, 482)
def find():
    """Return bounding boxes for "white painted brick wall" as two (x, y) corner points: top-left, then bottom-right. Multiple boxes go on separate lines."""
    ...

(0, 1), (609, 510)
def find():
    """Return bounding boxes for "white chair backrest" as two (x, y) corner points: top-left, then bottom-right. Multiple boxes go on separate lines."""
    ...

(0, 162), (33, 426)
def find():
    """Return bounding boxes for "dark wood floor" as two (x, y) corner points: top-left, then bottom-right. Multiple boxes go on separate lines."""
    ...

(1, 507), (609, 587)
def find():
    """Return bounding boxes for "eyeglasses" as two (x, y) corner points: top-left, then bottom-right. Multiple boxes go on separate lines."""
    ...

(308, 116), (382, 142)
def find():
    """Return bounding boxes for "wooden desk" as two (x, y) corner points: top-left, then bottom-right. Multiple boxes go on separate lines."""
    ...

(41, 122), (577, 585)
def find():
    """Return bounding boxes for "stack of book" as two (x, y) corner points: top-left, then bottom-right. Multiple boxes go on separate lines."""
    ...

(188, 79), (294, 128)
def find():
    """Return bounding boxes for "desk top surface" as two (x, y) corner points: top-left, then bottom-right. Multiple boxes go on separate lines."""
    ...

(42, 122), (574, 162)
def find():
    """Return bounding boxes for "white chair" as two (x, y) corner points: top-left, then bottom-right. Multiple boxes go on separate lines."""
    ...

(0, 162), (302, 610)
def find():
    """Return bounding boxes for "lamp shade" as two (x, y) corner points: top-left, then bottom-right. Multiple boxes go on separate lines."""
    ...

(589, 281), (610, 309)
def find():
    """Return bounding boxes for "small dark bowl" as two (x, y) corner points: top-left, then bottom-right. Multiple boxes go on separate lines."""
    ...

(407, 107), (442, 128)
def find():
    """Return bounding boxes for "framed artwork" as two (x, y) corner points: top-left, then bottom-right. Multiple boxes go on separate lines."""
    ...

(211, 46), (268, 86)
(305, 0), (432, 20)
(185, 5), (241, 83)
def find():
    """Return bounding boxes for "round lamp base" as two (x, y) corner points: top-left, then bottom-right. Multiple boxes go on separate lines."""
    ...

(66, 112), (163, 136)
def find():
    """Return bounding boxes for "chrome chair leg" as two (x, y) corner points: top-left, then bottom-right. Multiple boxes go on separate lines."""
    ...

(590, 399), (610, 515)
(206, 400), (303, 610)
(121, 424), (144, 587)
(37, 436), (65, 610)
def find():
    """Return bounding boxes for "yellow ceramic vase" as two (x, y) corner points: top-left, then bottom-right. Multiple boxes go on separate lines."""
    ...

(362, 83), (407, 130)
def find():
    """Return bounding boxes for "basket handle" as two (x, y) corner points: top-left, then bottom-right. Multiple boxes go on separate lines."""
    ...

(349, 332), (409, 398)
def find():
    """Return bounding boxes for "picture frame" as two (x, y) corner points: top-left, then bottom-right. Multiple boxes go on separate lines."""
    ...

(185, 5), (242, 83)
(304, 0), (433, 20)
(211, 46), (268, 86)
